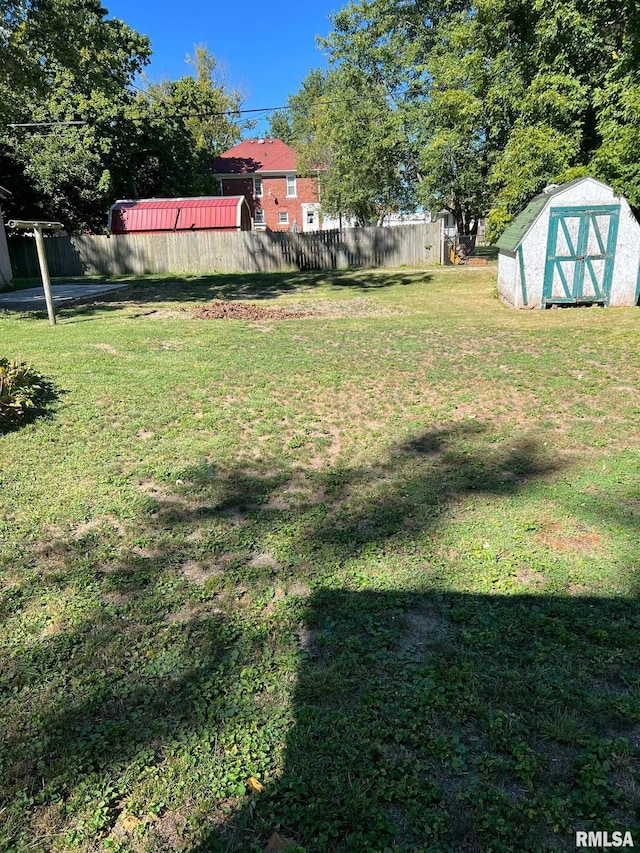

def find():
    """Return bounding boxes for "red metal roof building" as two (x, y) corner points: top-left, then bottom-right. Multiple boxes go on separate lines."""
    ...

(108, 196), (251, 234)
(212, 139), (321, 233)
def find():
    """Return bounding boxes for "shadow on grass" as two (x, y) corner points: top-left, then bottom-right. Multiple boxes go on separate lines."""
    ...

(2, 424), (638, 851)
(198, 588), (640, 853)
(42, 268), (433, 321)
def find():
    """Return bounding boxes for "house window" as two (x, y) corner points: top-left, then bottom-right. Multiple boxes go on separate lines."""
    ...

(286, 176), (297, 197)
(254, 209), (265, 226)
(253, 177), (263, 197)
(306, 210), (316, 226)
(278, 211), (289, 225)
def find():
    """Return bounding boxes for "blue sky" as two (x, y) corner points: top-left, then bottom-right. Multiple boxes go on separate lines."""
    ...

(105, 0), (338, 136)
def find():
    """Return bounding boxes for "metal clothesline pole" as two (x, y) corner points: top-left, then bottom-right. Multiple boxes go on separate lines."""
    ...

(7, 219), (63, 326)
(33, 225), (56, 325)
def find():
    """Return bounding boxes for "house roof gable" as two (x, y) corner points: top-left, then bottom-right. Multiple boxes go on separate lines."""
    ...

(212, 138), (297, 175)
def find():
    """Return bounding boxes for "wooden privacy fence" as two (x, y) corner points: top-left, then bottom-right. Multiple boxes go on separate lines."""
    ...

(8, 222), (442, 278)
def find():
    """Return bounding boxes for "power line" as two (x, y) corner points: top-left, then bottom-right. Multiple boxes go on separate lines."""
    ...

(5, 86), (427, 129)
(137, 88), (424, 122)
(8, 120), (87, 127)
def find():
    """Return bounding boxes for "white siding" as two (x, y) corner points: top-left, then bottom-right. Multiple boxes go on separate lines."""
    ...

(499, 178), (640, 309)
(497, 251), (518, 307)
(0, 217), (12, 287)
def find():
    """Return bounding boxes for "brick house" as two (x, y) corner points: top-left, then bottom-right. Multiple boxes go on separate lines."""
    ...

(212, 138), (321, 232)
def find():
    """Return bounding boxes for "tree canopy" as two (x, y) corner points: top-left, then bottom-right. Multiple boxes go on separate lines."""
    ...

(0, 4), (247, 231)
(269, 66), (417, 227)
(275, 0), (640, 236)
(3, 0), (638, 237)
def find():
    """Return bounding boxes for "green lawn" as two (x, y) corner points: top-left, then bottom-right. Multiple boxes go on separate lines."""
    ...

(1, 266), (639, 852)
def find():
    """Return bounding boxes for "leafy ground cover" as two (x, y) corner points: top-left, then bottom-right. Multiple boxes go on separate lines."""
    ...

(0, 358), (53, 429)
(0, 266), (639, 852)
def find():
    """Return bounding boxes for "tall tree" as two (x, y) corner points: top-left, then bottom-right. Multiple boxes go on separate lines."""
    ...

(317, 0), (640, 237)
(266, 111), (294, 145)
(271, 66), (417, 226)
(268, 68), (326, 151)
(414, 13), (492, 234)
(321, 0), (487, 232)
(477, 0), (638, 235)
(0, 0), (152, 229)
(141, 45), (250, 197)
(1, 7), (248, 231)
(0, 0), (151, 124)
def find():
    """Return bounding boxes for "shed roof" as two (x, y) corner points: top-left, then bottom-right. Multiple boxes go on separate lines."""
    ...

(496, 178), (612, 253)
(111, 196), (239, 210)
(212, 138), (296, 175)
(109, 196), (248, 233)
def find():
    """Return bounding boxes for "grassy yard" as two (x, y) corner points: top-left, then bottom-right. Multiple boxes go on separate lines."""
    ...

(1, 266), (639, 852)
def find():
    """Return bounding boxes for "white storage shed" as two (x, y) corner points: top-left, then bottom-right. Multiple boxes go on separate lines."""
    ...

(0, 186), (12, 288)
(497, 178), (640, 309)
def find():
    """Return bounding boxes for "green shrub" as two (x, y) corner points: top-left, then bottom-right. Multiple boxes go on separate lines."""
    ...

(0, 358), (44, 428)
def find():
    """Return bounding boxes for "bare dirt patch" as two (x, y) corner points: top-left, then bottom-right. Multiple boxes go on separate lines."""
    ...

(164, 602), (225, 624)
(566, 582), (592, 596)
(72, 517), (106, 539)
(622, 498), (640, 517)
(295, 626), (318, 655)
(514, 566), (545, 588)
(404, 608), (446, 639)
(139, 479), (217, 520)
(399, 607), (449, 659)
(286, 580), (311, 598)
(34, 532), (74, 570)
(29, 802), (65, 844)
(246, 552), (279, 570)
(219, 505), (248, 525)
(192, 296), (392, 322)
(101, 590), (133, 607)
(536, 521), (603, 554)
(131, 543), (162, 559)
(150, 808), (187, 849)
(144, 307), (191, 320)
(304, 423), (344, 470)
(265, 471), (326, 510)
(93, 342), (127, 356)
(181, 558), (227, 585)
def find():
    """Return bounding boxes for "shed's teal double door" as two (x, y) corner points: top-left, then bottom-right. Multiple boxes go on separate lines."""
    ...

(542, 205), (620, 307)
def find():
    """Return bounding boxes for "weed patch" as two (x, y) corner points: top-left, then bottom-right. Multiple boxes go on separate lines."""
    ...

(0, 358), (54, 430)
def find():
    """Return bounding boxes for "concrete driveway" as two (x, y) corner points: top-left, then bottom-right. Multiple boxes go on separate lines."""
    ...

(0, 282), (131, 311)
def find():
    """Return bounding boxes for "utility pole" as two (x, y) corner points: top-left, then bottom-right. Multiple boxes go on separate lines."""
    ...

(8, 219), (63, 326)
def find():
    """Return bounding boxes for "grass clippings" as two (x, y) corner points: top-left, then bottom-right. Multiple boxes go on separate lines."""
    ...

(193, 299), (312, 321)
